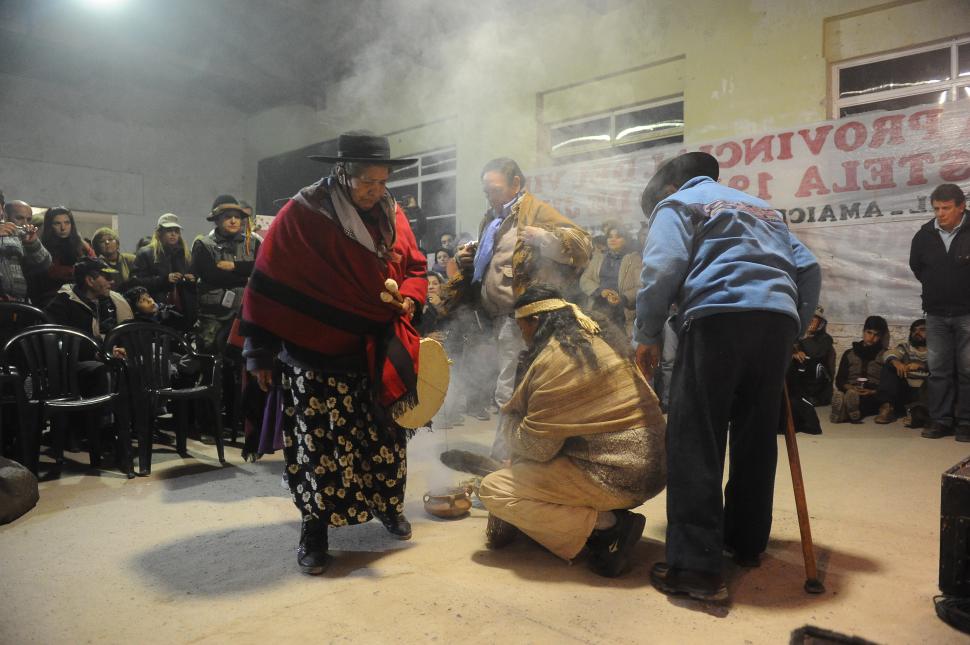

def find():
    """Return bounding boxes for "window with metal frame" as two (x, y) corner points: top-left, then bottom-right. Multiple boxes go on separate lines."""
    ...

(387, 147), (457, 251)
(547, 98), (684, 161)
(834, 38), (970, 117)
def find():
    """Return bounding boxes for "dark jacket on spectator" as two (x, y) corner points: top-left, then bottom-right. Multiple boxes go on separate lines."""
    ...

(909, 212), (970, 316)
(132, 244), (191, 303)
(192, 231), (259, 321)
(44, 283), (133, 340)
(835, 342), (885, 393)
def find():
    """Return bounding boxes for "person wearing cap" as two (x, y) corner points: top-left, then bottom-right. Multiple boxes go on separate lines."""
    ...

(830, 315), (889, 424)
(478, 284), (665, 578)
(133, 214), (195, 297)
(92, 227), (137, 294)
(240, 131), (426, 575)
(788, 305), (836, 407)
(634, 151), (820, 602)
(192, 196), (259, 353)
(44, 257), (133, 341)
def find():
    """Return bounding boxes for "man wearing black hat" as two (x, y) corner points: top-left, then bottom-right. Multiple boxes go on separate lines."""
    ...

(192, 195), (260, 353)
(240, 131), (427, 575)
(634, 151), (820, 602)
(45, 257), (133, 341)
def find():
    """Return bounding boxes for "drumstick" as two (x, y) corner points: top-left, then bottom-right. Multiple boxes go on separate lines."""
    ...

(381, 278), (404, 305)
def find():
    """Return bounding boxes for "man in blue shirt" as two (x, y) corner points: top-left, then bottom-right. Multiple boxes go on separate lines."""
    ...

(634, 152), (821, 602)
(909, 183), (970, 441)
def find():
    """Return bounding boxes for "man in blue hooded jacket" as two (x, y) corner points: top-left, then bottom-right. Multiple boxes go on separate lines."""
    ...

(634, 152), (820, 602)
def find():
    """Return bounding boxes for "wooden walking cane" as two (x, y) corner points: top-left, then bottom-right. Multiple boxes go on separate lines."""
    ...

(782, 385), (825, 594)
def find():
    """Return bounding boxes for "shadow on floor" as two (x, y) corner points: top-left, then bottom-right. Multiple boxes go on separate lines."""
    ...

(470, 535), (663, 590)
(132, 520), (414, 595)
(156, 459), (287, 504)
(654, 538), (880, 616)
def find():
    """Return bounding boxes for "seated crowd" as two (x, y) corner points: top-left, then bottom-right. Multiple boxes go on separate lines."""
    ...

(0, 190), (262, 472)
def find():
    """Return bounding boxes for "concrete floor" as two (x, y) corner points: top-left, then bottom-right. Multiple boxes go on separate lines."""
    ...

(1, 409), (967, 644)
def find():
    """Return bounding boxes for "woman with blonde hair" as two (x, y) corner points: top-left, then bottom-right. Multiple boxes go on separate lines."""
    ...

(92, 227), (137, 293)
(132, 213), (194, 304)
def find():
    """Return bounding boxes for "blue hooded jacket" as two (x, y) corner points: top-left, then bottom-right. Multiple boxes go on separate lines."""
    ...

(634, 176), (820, 345)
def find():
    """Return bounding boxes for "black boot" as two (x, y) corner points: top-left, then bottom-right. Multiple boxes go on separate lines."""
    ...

(297, 518), (331, 575)
(585, 510), (646, 578)
(376, 512), (412, 540)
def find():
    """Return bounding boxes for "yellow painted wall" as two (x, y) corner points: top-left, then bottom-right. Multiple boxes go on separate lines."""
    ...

(244, 0), (969, 233)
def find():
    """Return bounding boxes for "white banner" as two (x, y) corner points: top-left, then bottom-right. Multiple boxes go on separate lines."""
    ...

(531, 102), (970, 324)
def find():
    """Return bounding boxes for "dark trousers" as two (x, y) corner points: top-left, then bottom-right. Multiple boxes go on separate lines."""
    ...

(665, 311), (798, 574)
(876, 362), (922, 414)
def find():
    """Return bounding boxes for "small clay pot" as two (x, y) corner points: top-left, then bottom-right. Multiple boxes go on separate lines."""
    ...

(423, 487), (473, 518)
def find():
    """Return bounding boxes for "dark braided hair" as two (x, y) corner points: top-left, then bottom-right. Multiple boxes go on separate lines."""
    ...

(513, 284), (599, 386)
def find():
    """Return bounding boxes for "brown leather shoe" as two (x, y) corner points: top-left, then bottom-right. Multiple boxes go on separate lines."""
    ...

(875, 402), (895, 424)
(650, 562), (728, 602)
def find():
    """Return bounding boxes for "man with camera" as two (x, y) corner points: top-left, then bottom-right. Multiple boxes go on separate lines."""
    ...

(0, 200), (51, 304)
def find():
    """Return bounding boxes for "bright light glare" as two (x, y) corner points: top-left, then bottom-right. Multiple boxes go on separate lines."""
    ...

(79, 0), (128, 9)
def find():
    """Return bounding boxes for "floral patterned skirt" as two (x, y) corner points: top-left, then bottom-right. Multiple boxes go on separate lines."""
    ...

(280, 363), (407, 527)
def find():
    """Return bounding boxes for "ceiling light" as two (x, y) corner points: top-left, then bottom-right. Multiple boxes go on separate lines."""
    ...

(79, 0), (128, 9)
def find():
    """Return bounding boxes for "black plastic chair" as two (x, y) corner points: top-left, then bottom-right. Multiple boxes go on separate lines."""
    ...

(105, 321), (224, 475)
(1, 324), (132, 478)
(0, 303), (49, 458)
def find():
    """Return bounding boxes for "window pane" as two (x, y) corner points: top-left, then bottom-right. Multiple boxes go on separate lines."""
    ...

(389, 160), (419, 181)
(959, 85), (970, 102)
(839, 48), (950, 98)
(425, 216), (457, 255)
(839, 90), (947, 116)
(390, 183), (418, 206)
(550, 116), (611, 152)
(552, 134), (683, 165)
(960, 43), (970, 79)
(421, 148), (456, 175)
(614, 102), (684, 142)
(420, 176), (456, 219)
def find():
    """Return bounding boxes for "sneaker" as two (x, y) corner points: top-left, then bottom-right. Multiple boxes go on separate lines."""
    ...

(829, 391), (846, 424)
(485, 513), (519, 549)
(586, 510), (646, 578)
(297, 519), (331, 575)
(471, 409), (491, 422)
(650, 562), (728, 602)
(922, 422), (953, 439)
(957, 425), (970, 443)
(875, 402), (895, 424)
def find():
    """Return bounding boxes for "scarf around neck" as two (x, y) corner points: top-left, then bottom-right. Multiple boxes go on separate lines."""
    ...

(242, 177), (421, 415)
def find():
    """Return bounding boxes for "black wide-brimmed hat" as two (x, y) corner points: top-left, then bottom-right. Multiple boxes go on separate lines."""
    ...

(308, 132), (417, 166)
(207, 194), (249, 222)
(641, 151), (720, 216)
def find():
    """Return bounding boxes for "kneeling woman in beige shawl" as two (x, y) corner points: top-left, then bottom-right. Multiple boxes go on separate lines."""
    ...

(478, 284), (666, 577)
